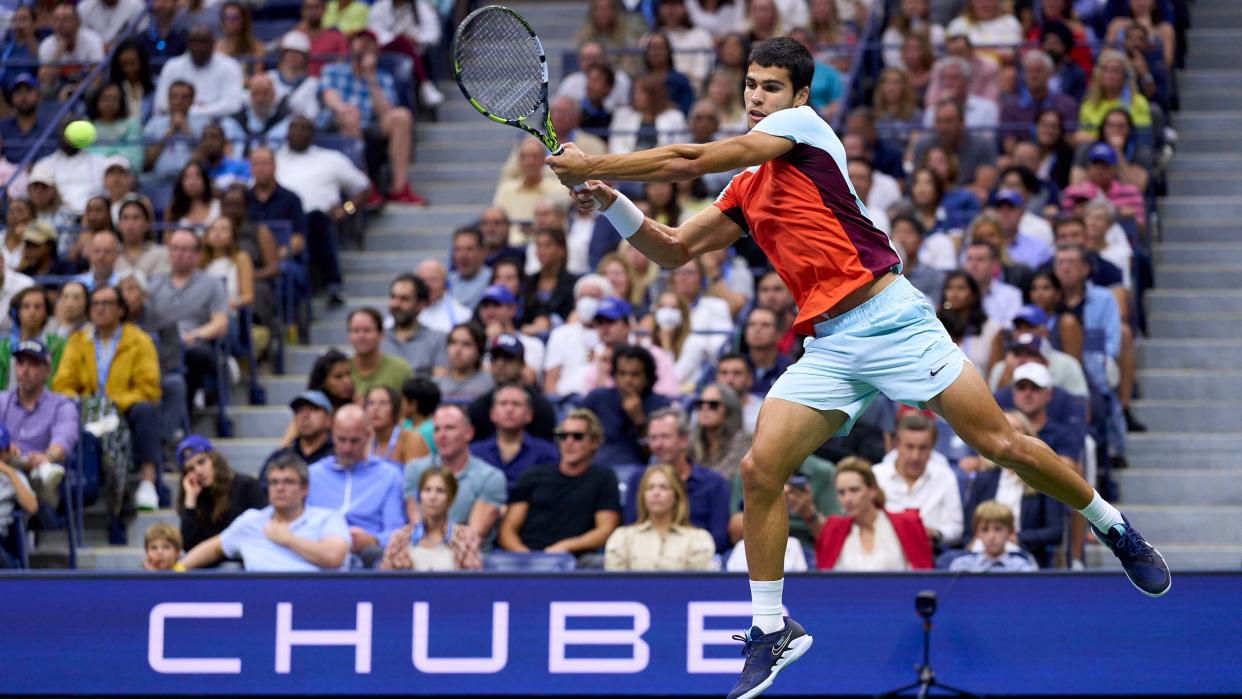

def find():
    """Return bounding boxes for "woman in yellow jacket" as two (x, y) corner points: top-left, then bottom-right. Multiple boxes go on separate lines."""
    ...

(53, 285), (165, 510)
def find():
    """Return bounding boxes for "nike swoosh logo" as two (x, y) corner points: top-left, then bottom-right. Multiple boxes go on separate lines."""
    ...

(930, 363), (948, 377)
(770, 631), (793, 657)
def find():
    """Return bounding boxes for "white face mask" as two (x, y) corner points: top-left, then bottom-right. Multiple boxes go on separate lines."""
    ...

(576, 296), (601, 323)
(655, 306), (683, 330)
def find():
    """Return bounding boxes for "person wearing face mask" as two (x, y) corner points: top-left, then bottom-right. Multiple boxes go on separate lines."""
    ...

(648, 290), (717, 393)
(542, 274), (613, 398)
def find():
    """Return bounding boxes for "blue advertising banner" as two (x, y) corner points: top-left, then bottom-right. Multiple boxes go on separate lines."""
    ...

(1, 571), (1238, 696)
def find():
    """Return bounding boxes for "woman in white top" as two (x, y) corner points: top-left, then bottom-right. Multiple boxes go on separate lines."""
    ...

(201, 216), (254, 314)
(605, 464), (716, 571)
(609, 73), (689, 155)
(380, 468), (482, 571)
(0, 197), (32, 270)
(366, 0), (444, 106)
(668, 258), (733, 355)
(944, 0), (1022, 65)
(655, 0), (715, 88)
(647, 290), (711, 392)
(881, 0), (944, 69)
(814, 457), (933, 571)
(165, 161), (220, 232)
(114, 197), (171, 280)
(683, 0), (744, 39)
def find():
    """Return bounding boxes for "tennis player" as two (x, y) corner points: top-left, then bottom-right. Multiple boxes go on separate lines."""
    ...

(548, 37), (1170, 699)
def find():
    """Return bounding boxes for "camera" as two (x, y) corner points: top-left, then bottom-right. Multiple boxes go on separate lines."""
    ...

(915, 590), (937, 619)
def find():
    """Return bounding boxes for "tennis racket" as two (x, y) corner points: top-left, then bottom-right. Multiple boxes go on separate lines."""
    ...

(451, 5), (564, 154)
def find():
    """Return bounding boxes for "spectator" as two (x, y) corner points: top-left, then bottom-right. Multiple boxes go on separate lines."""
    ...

(261, 390), (335, 487)
(1053, 244), (1126, 388)
(814, 457), (934, 571)
(307, 349), (356, 413)
(435, 323), (495, 404)
(668, 259), (733, 356)
(295, 0), (348, 76)
(1076, 49), (1152, 143)
(551, 95), (608, 159)
(220, 185), (279, 321)
(18, 221), (69, 279)
(469, 383), (558, 488)
(0, 264), (35, 336)
(572, 0), (645, 54)
(165, 161), (220, 230)
(31, 127), (108, 216)
(466, 333), (557, 441)
(37, 3), (105, 89)
(201, 216), (255, 332)
(0, 338), (77, 507)
(989, 308), (1088, 396)
(623, 407), (730, 552)
(403, 404), (506, 545)
(0, 140), (30, 202)
(319, 29), (423, 205)
(1038, 20), (1087, 103)
(324, 0), (369, 33)
(703, 67), (747, 134)
(579, 63), (618, 132)
(1028, 270), (1084, 360)
(582, 345), (672, 466)
(347, 307), (413, 397)
(142, 80), (209, 191)
(580, 296), (679, 398)
(1061, 142), (1146, 230)
(266, 32), (321, 121)
(307, 404), (405, 566)
(497, 408), (621, 555)
(519, 228), (578, 334)
(247, 146), (309, 260)
(365, 384), (427, 464)
(72, 229), (122, 293)
(963, 240), (1022, 330)
(881, 0), (945, 70)
(380, 273), (447, 379)
(46, 280), (88, 339)
(990, 189), (1052, 270)
(414, 259), (469, 334)
(0, 424), (38, 567)
(363, 0), (445, 107)
(944, 0), (1022, 65)
(275, 116), (369, 303)
(181, 456), (350, 571)
(1001, 49), (1079, 151)
(25, 168), (76, 246)
(136, 0), (185, 62)
(609, 73), (689, 155)
(1080, 203), (1132, 290)
(699, 246), (754, 317)
(690, 382), (751, 481)
(215, 1), (264, 77)
(1072, 107), (1153, 193)
(477, 285), (544, 379)
(890, 215), (945, 306)
(52, 286), (163, 510)
(948, 500), (1038, 572)
(1, 7), (40, 90)
(787, 26), (845, 122)
(912, 99), (997, 187)
(155, 25), (245, 118)
(401, 377), (440, 454)
(649, 291), (706, 393)
(542, 275), (613, 397)
(606, 463), (716, 571)
(715, 354), (761, 435)
(555, 41), (631, 115)
(937, 270), (1002, 376)
(0, 286), (65, 384)
(740, 307), (792, 396)
(493, 138), (571, 228)
(0, 74), (53, 165)
(921, 56), (998, 132)
(180, 0), (221, 35)
(103, 157), (141, 219)
(595, 254), (641, 313)
(114, 198), (170, 281)
(85, 84), (142, 173)
(117, 270), (186, 447)
(447, 227), (491, 310)
(872, 68), (924, 154)
(141, 522), (184, 571)
(873, 412), (963, 547)
(960, 409), (1066, 568)
(175, 434), (266, 552)
(1120, 19), (1169, 112)
(197, 122), (252, 191)
(1105, 0), (1175, 72)
(899, 169), (957, 270)
(381, 467), (482, 570)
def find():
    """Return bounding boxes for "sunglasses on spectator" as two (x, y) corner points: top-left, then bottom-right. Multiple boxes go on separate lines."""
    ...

(694, 399), (723, 410)
(555, 431), (588, 442)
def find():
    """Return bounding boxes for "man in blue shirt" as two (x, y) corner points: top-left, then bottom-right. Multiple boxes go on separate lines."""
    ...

(621, 407), (730, 552)
(470, 384), (558, 488)
(582, 345), (672, 467)
(181, 456), (350, 571)
(246, 146), (309, 259)
(0, 74), (55, 164)
(306, 404), (406, 567)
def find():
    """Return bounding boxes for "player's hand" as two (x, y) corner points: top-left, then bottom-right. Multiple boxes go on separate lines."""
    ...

(545, 143), (590, 187)
(572, 180), (617, 214)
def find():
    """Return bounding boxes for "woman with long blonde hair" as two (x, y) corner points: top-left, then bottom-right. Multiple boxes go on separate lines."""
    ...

(1077, 49), (1152, 143)
(605, 463), (716, 571)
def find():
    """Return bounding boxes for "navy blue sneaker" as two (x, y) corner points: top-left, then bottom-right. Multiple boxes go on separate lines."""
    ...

(726, 617), (813, 699)
(1091, 514), (1171, 597)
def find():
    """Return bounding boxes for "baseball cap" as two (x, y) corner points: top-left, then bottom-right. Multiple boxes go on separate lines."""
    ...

(13, 339), (50, 363)
(990, 188), (1024, 208)
(290, 389), (333, 413)
(1012, 362), (1052, 389)
(352, 28), (380, 44)
(0, 425), (10, 451)
(104, 155), (131, 173)
(21, 220), (57, 246)
(28, 166), (55, 187)
(1087, 142), (1117, 166)
(480, 284), (517, 306)
(279, 30), (311, 53)
(1014, 304), (1048, 327)
(176, 434), (215, 467)
(595, 296), (632, 322)
(489, 333), (525, 360)
(1009, 332), (1045, 357)
(7, 73), (37, 93)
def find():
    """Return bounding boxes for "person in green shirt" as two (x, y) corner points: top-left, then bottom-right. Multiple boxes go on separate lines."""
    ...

(323, 0), (369, 34)
(348, 308), (413, 398)
(0, 286), (66, 388)
(401, 376), (441, 457)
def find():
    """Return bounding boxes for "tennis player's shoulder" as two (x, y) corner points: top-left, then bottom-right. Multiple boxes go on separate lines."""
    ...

(754, 105), (832, 145)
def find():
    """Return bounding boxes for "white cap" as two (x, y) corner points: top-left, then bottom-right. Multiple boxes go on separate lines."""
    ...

(279, 31), (311, 53)
(1012, 362), (1052, 389)
(28, 166), (55, 186)
(104, 155), (132, 172)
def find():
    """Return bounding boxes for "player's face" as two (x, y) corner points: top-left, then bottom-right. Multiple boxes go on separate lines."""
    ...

(743, 64), (808, 129)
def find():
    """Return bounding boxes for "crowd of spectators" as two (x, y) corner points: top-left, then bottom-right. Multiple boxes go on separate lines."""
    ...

(0, 0), (1186, 573)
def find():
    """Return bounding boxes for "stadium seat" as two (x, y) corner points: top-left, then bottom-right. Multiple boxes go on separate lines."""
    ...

(482, 551), (577, 572)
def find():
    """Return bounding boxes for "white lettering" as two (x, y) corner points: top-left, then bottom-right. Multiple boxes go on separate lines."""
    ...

(412, 602), (509, 673)
(548, 602), (649, 674)
(686, 602), (751, 674)
(148, 602), (243, 674)
(275, 602), (372, 674)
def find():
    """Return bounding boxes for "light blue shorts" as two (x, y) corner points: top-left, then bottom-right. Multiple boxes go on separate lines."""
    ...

(767, 275), (968, 436)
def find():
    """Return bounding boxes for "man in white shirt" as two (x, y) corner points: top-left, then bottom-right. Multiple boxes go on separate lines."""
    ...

(873, 412), (963, 547)
(266, 31), (321, 121)
(923, 56), (998, 132)
(154, 25), (245, 118)
(963, 240), (1022, 329)
(447, 227), (491, 310)
(415, 259), (470, 334)
(78, 0), (146, 45)
(555, 41), (631, 112)
(274, 117), (370, 304)
(31, 140), (107, 215)
(37, 4), (104, 87)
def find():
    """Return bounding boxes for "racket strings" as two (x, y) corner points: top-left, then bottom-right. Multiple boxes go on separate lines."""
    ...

(455, 14), (544, 120)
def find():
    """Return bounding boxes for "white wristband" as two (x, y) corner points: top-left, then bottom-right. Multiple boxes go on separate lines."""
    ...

(603, 192), (644, 239)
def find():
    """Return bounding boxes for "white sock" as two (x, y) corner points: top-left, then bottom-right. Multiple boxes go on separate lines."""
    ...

(1077, 490), (1125, 535)
(749, 578), (785, 635)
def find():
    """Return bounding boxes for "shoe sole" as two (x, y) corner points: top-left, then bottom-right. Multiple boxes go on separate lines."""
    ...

(1123, 546), (1173, 598)
(734, 634), (814, 699)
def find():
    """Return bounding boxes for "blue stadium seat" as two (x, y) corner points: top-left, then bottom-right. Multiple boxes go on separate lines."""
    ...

(482, 551), (577, 572)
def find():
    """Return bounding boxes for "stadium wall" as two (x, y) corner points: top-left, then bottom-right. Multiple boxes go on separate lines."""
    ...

(4, 572), (1238, 696)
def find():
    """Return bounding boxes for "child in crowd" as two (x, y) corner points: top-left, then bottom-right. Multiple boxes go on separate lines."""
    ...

(143, 522), (185, 571)
(949, 501), (1038, 573)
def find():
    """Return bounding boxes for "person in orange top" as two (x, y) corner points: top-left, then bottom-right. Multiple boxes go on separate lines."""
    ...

(547, 35), (1170, 699)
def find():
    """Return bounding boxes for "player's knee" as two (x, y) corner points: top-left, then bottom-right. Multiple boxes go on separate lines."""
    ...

(740, 452), (781, 497)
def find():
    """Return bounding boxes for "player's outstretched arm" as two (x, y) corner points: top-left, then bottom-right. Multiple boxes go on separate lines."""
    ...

(574, 181), (742, 269)
(547, 131), (794, 187)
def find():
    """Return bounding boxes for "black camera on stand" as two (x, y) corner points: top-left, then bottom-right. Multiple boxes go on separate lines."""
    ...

(876, 591), (976, 699)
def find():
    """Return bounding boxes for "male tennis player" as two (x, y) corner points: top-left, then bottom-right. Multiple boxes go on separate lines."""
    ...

(548, 37), (1170, 699)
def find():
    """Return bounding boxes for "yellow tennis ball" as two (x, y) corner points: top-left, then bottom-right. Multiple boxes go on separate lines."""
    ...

(64, 120), (96, 148)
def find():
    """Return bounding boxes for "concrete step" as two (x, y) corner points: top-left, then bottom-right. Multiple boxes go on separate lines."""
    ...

(1168, 175), (1242, 197)
(1126, 432), (1242, 457)
(1175, 131), (1242, 154)
(1113, 504), (1242, 546)
(212, 438), (282, 476)
(341, 250), (439, 275)
(1153, 265), (1242, 290)
(418, 124), (526, 147)
(1146, 290), (1242, 313)
(311, 322), (351, 346)
(1086, 543), (1242, 571)
(1116, 470), (1242, 506)
(315, 296), (385, 323)
(1147, 313), (1242, 337)
(343, 273), (398, 298)
(1178, 90), (1242, 111)
(1158, 219), (1238, 243)
(1180, 71), (1242, 91)
(1129, 400), (1242, 432)
(409, 162), (508, 185)
(224, 406), (294, 439)
(76, 546), (146, 570)
(288, 345), (341, 374)
(408, 181), (498, 206)
(1138, 370), (1242, 400)
(1166, 153), (1242, 176)
(126, 509), (179, 547)
(1187, 52), (1242, 71)
(1174, 111), (1242, 132)
(363, 230), (454, 250)
(1187, 8), (1242, 29)
(368, 203), (477, 231)
(1152, 243), (1242, 266)
(1138, 339), (1242, 369)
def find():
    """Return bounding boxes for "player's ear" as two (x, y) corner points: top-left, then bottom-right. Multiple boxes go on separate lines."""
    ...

(793, 85), (810, 108)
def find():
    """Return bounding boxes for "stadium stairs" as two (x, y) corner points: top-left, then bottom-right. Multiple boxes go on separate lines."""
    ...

(27, 1), (583, 569)
(1088, 0), (1242, 571)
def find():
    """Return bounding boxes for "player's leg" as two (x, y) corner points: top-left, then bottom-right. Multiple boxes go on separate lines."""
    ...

(928, 367), (1170, 596)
